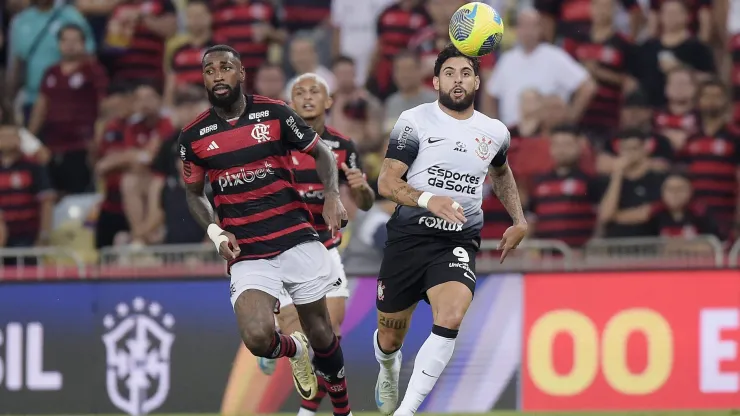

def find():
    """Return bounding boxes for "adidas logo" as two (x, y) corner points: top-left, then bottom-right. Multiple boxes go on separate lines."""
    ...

(207, 141), (219, 151)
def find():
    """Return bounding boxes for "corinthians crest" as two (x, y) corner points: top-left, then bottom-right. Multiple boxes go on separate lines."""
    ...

(475, 137), (492, 160)
(102, 297), (175, 416)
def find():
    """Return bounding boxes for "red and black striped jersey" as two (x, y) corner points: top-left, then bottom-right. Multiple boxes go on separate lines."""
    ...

(654, 108), (699, 137)
(109, 0), (176, 82)
(178, 95), (321, 263)
(646, 202), (719, 238)
(528, 169), (603, 247)
(98, 118), (130, 214)
(605, 133), (675, 162)
(574, 33), (637, 132)
(170, 39), (216, 88)
(280, 0), (331, 34)
(291, 126), (360, 249)
(678, 125), (740, 237)
(0, 158), (54, 241)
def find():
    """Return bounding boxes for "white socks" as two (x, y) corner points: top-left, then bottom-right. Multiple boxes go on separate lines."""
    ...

(396, 330), (456, 415)
(374, 329), (399, 368)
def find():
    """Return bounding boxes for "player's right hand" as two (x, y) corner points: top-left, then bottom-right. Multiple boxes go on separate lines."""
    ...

(427, 195), (466, 225)
(218, 231), (241, 261)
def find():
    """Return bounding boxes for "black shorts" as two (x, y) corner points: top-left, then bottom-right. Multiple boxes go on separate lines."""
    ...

(377, 235), (478, 313)
(95, 210), (129, 249)
(49, 150), (92, 194)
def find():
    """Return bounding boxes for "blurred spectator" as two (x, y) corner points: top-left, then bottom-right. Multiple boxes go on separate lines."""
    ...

(598, 90), (674, 173)
(679, 79), (740, 239)
(483, 8), (596, 127)
(119, 83), (173, 246)
(720, 0), (740, 121)
(0, 116), (55, 250)
(329, 56), (384, 153)
(597, 129), (666, 237)
(575, 0), (638, 143)
(93, 83), (136, 248)
(368, 0), (431, 101)
(103, 0), (177, 84)
(0, 102), (50, 165)
(341, 198), (396, 275)
(211, 0), (285, 92)
(646, 171), (719, 237)
(7, 0), (95, 121)
(28, 24), (107, 195)
(331, 0), (396, 86)
(647, 0), (712, 43)
(655, 66), (698, 150)
(285, 35), (336, 97)
(164, 0), (213, 107)
(281, 0), (331, 34)
(638, 0), (715, 107)
(254, 62), (287, 101)
(535, 0), (643, 53)
(528, 125), (603, 246)
(74, 0), (121, 47)
(509, 89), (545, 138)
(383, 51), (437, 133)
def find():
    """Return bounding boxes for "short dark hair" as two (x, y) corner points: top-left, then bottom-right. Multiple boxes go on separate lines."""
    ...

(394, 50), (420, 64)
(615, 128), (648, 142)
(257, 62), (284, 73)
(434, 43), (480, 77)
(332, 55), (355, 68)
(57, 23), (85, 41)
(202, 44), (241, 64)
(665, 169), (691, 182)
(550, 124), (580, 137)
(107, 80), (136, 96)
(698, 77), (727, 96)
(132, 80), (163, 96)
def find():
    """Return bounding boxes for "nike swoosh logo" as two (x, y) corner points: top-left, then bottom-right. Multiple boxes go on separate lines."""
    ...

(463, 272), (476, 281)
(467, 4), (478, 19)
(422, 370), (439, 378)
(293, 373), (314, 399)
(428, 137), (445, 143)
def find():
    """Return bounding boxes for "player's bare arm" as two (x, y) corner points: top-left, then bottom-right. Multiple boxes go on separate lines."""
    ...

(488, 163), (527, 262)
(341, 162), (375, 210)
(308, 140), (348, 232)
(184, 177), (240, 261)
(379, 158), (466, 225)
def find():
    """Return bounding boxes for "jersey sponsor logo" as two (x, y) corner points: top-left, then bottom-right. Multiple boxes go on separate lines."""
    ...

(285, 116), (304, 140)
(299, 189), (325, 199)
(251, 123), (272, 143)
(397, 125), (414, 150)
(428, 137), (445, 144)
(323, 139), (340, 149)
(179, 144), (186, 160)
(200, 124), (218, 136)
(348, 152), (358, 169)
(419, 216), (463, 231)
(475, 137), (493, 160)
(454, 141), (467, 152)
(427, 165), (480, 195)
(248, 110), (270, 120)
(216, 161), (274, 191)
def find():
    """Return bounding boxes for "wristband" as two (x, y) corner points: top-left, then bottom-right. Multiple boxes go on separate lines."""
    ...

(417, 192), (434, 209)
(207, 223), (229, 250)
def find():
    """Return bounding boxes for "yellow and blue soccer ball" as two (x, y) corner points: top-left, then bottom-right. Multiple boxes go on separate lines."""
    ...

(449, 2), (504, 57)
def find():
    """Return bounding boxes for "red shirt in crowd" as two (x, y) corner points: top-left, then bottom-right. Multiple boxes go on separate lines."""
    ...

(169, 39), (217, 88)
(281, 0), (331, 34)
(0, 158), (54, 243)
(39, 60), (108, 153)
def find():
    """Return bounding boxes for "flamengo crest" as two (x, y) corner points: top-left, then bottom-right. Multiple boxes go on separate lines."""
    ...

(102, 297), (175, 416)
(475, 137), (492, 160)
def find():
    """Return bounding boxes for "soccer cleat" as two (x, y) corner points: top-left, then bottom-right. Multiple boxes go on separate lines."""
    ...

(256, 356), (277, 375)
(288, 332), (318, 400)
(375, 350), (402, 415)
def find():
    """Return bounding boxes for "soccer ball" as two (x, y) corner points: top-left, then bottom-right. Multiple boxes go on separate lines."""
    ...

(449, 2), (504, 57)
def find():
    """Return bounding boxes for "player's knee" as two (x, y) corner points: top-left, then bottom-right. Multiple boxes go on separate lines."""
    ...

(303, 315), (334, 350)
(377, 326), (404, 352)
(434, 308), (466, 330)
(240, 322), (274, 356)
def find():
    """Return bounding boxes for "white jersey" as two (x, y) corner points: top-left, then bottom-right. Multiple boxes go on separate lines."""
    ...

(384, 101), (510, 243)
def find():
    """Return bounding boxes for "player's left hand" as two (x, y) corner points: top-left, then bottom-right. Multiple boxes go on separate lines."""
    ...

(323, 193), (348, 236)
(498, 223), (528, 264)
(340, 162), (367, 189)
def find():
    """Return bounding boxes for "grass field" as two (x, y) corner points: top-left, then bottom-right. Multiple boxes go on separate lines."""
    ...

(11, 412), (740, 416)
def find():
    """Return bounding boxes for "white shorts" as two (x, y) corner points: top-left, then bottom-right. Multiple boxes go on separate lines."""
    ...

(277, 247), (349, 310)
(229, 241), (334, 307)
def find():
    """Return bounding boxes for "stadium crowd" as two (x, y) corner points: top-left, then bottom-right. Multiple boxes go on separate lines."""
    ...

(0, 0), (737, 265)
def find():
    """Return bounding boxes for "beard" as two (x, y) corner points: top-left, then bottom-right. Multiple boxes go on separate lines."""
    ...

(207, 83), (242, 109)
(439, 87), (475, 112)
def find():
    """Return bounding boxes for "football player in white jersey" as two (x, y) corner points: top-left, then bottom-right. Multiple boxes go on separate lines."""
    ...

(373, 44), (528, 416)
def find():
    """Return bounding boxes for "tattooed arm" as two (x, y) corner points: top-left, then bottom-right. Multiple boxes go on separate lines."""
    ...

(377, 158), (422, 206)
(488, 163), (526, 225)
(308, 140), (341, 196)
(184, 180), (216, 230)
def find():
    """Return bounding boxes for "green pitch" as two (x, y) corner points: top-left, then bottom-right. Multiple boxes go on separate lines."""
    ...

(13, 412), (740, 416)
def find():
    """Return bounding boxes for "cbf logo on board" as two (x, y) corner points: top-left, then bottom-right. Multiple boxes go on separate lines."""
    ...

(102, 297), (175, 416)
